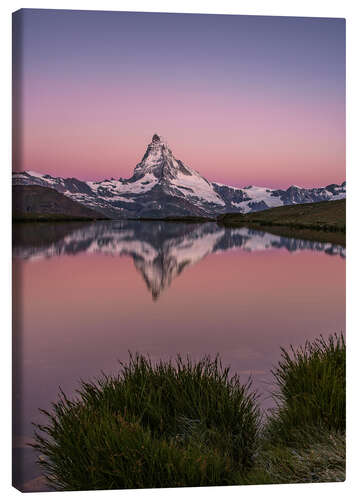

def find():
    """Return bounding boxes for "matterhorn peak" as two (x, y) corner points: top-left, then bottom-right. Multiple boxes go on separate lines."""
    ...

(152, 133), (161, 143)
(12, 131), (346, 220)
(130, 133), (181, 183)
(148, 133), (170, 152)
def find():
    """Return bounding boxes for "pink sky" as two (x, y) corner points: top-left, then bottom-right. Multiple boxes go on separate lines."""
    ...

(13, 10), (346, 189)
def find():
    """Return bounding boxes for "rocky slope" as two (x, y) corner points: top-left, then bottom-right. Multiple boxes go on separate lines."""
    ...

(13, 185), (108, 221)
(12, 134), (346, 219)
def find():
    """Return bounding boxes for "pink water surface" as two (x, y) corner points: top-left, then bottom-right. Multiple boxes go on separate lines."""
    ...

(12, 233), (345, 489)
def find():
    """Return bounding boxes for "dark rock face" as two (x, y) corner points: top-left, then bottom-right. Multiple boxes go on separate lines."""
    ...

(270, 185), (344, 206)
(12, 134), (346, 219)
(212, 183), (249, 206)
(246, 200), (269, 212)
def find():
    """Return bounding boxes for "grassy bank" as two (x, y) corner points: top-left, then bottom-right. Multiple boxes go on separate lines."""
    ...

(32, 334), (345, 490)
(218, 199), (346, 246)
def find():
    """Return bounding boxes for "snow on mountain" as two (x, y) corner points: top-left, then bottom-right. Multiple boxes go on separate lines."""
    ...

(230, 186), (284, 213)
(12, 134), (346, 218)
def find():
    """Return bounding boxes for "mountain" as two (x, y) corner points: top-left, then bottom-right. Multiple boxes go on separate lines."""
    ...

(13, 220), (345, 300)
(13, 185), (108, 221)
(12, 134), (346, 219)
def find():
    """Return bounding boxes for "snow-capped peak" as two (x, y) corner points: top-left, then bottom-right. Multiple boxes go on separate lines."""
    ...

(124, 134), (226, 208)
(12, 133), (346, 219)
(130, 134), (191, 182)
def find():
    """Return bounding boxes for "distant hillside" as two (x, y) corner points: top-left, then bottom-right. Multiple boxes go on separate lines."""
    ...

(218, 199), (346, 245)
(13, 185), (108, 221)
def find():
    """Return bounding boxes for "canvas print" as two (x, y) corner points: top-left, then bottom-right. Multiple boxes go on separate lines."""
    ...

(12, 9), (346, 492)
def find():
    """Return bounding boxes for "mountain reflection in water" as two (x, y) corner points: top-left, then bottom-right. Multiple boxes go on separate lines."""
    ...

(13, 221), (345, 300)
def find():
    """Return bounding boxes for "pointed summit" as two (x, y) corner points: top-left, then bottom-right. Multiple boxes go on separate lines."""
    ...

(152, 134), (161, 143)
(130, 134), (183, 182)
(123, 134), (225, 211)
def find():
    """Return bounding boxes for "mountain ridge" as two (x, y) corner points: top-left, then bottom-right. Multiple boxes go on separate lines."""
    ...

(12, 134), (346, 219)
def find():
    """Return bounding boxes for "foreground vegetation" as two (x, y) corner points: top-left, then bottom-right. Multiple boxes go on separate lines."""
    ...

(243, 334), (346, 485)
(32, 334), (345, 491)
(218, 199), (346, 246)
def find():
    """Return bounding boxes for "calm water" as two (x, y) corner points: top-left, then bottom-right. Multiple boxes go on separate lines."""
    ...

(12, 221), (345, 491)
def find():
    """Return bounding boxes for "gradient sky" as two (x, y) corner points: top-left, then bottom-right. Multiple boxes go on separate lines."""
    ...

(13, 9), (345, 188)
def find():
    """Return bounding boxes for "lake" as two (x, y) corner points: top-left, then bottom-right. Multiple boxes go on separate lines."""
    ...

(12, 220), (345, 491)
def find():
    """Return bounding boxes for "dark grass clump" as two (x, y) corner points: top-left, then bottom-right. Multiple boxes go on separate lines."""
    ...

(32, 355), (260, 491)
(237, 333), (346, 485)
(266, 333), (345, 445)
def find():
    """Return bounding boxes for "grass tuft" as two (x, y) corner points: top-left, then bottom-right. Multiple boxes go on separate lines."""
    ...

(31, 334), (345, 490)
(32, 354), (260, 490)
(266, 333), (345, 445)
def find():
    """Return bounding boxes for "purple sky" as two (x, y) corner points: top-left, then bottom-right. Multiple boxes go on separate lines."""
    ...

(13, 9), (345, 188)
